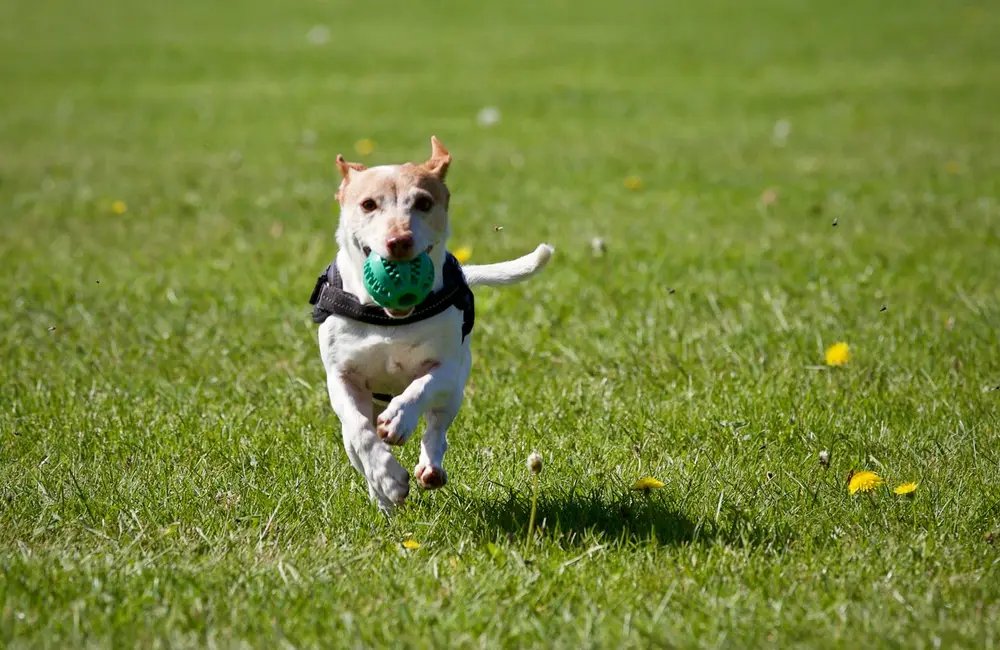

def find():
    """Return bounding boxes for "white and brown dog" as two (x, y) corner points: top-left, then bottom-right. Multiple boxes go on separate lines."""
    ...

(310, 136), (553, 513)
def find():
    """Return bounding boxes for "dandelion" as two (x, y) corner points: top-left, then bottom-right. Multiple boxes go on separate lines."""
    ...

(893, 482), (918, 497)
(401, 539), (421, 550)
(772, 119), (791, 145)
(591, 237), (606, 256)
(525, 451), (543, 552)
(623, 176), (644, 191)
(760, 188), (779, 206)
(848, 470), (883, 495)
(354, 138), (376, 156)
(452, 246), (472, 264)
(111, 200), (127, 215)
(476, 106), (501, 127)
(825, 342), (850, 366)
(631, 477), (665, 491)
(307, 25), (331, 46)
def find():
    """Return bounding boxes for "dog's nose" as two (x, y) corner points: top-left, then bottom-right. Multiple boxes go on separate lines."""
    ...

(386, 234), (414, 259)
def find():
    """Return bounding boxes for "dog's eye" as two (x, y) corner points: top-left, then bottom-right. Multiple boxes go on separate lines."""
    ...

(360, 199), (377, 213)
(413, 196), (433, 212)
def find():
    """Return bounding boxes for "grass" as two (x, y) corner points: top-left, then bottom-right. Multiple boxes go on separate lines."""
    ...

(2, 0), (1000, 646)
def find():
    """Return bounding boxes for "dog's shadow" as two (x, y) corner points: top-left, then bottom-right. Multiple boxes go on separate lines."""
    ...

(460, 484), (699, 547)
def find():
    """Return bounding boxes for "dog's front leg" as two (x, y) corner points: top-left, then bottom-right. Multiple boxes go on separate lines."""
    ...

(377, 357), (470, 490)
(376, 361), (460, 446)
(413, 392), (462, 489)
(326, 371), (409, 512)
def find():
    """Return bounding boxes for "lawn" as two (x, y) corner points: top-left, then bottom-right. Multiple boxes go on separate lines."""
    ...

(2, 0), (1000, 646)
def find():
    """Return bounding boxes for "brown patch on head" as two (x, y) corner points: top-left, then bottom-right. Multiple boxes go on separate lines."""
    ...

(336, 163), (449, 210)
(398, 164), (450, 204)
(395, 164), (450, 233)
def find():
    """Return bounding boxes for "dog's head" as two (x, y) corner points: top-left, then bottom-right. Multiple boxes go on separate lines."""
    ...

(333, 137), (452, 316)
(335, 135), (451, 260)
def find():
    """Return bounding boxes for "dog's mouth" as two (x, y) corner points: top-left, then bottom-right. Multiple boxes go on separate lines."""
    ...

(354, 238), (433, 318)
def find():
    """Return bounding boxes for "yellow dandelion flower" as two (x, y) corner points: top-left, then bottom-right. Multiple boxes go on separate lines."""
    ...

(111, 200), (128, 215)
(452, 246), (472, 264)
(354, 138), (376, 156)
(825, 342), (850, 366)
(848, 470), (883, 495)
(631, 477), (665, 491)
(623, 176), (644, 191)
(401, 539), (421, 550)
(893, 482), (918, 496)
(944, 160), (961, 175)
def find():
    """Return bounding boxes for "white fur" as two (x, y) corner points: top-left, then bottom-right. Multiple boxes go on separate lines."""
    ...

(319, 301), (470, 511)
(319, 158), (553, 512)
(463, 244), (554, 287)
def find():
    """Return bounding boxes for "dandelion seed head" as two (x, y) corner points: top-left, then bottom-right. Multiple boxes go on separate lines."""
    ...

(476, 106), (501, 127)
(307, 25), (331, 46)
(527, 452), (543, 475)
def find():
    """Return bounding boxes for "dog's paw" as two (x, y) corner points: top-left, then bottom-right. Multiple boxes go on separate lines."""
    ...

(367, 446), (410, 511)
(414, 463), (448, 490)
(376, 399), (420, 446)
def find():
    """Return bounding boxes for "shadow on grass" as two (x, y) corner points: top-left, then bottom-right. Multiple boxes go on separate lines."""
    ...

(463, 484), (700, 547)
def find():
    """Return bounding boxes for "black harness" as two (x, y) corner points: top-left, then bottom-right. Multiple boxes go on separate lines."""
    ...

(309, 252), (475, 341)
(309, 254), (474, 403)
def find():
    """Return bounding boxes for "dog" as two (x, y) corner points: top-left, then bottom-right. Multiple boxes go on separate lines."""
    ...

(310, 136), (553, 513)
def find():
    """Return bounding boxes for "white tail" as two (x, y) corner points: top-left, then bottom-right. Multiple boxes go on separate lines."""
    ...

(461, 244), (554, 287)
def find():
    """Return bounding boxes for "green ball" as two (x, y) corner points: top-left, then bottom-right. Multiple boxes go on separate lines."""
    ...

(363, 252), (435, 310)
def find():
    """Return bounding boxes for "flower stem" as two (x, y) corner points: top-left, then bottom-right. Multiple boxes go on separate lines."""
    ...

(525, 473), (539, 553)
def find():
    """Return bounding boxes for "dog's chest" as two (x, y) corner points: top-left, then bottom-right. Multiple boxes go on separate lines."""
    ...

(318, 308), (465, 393)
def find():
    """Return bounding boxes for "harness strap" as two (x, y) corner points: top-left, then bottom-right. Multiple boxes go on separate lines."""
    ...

(309, 253), (474, 342)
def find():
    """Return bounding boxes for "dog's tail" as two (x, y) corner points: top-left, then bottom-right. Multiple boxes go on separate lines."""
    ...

(461, 244), (554, 287)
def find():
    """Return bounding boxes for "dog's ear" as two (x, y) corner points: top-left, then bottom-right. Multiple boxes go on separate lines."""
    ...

(336, 154), (367, 180)
(422, 136), (451, 180)
(336, 155), (367, 203)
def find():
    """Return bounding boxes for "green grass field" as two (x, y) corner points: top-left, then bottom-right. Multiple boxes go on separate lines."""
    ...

(2, 0), (1000, 646)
